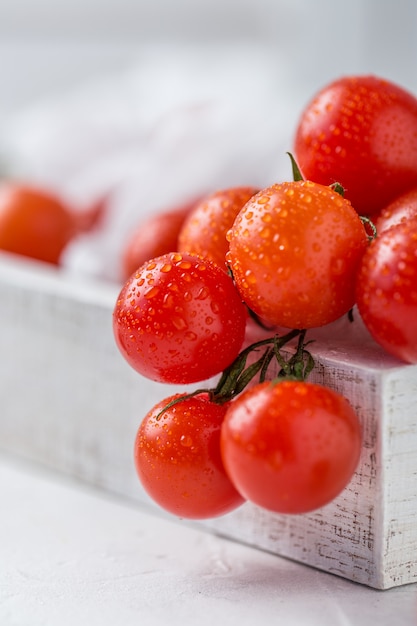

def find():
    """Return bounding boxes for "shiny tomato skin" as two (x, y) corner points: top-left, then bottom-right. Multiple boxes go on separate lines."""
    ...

(356, 218), (417, 363)
(178, 186), (259, 269)
(121, 199), (198, 281)
(135, 393), (245, 519)
(0, 183), (75, 265)
(294, 75), (417, 216)
(227, 180), (368, 329)
(375, 186), (417, 234)
(221, 380), (362, 514)
(113, 252), (247, 384)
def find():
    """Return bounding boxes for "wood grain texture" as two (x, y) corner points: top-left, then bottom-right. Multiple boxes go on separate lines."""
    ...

(1, 252), (416, 589)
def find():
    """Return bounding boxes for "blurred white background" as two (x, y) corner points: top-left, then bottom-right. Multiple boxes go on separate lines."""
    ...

(0, 0), (416, 112)
(0, 0), (416, 281)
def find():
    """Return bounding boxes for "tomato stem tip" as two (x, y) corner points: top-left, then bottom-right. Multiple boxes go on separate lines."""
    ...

(286, 152), (304, 182)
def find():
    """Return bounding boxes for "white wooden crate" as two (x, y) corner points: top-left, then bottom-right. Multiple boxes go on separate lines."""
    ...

(1, 252), (416, 590)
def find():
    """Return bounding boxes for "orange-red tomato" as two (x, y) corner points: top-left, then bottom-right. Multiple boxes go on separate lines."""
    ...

(178, 186), (259, 269)
(356, 218), (417, 364)
(121, 198), (200, 281)
(0, 183), (76, 265)
(135, 393), (244, 519)
(221, 380), (362, 514)
(227, 180), (368, 329)
(113, 252), (247, 384)
(294, 75), (417, 216)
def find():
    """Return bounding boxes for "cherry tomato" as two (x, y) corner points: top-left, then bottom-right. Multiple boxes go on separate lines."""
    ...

(356, 218), (417, 363)
(0, 183), (75, 265)
(221, 380), (362, 514)
(121, 198), (199, 281)
(375, 186), (417, 234)
(294, 75), (417, 216)
(226, 180), (368, 329)
(113, 252), (247, 384)
(135, 393), (244, 519)
(178, 186), (259, 269)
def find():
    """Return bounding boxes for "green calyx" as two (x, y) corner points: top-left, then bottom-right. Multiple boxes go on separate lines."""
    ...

(287, 152), (304, 182)
(360, 215), (378, 242)
(155, 328), (315, 418)
(286, 152), (346, 198)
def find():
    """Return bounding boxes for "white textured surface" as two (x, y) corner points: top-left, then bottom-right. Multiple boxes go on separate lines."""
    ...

(1, 453), (417, 626)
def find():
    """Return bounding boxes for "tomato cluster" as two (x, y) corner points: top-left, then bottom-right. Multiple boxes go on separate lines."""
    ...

(114, 73), (417, 521)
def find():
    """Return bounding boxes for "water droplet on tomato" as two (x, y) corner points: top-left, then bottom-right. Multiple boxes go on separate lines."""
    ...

(245, 270), (257, 285)
(277, 266), (291, 279)
(196, 286), (209, 300)
(145, 286), (160, 299)
(257, 195), (269, 205)
(172, 317), (188, 330)
(163, 293), (175, 308)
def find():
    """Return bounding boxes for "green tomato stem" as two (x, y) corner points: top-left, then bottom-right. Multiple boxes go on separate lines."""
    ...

(155, 328), (316, 418)
(287, 152), (304, 181)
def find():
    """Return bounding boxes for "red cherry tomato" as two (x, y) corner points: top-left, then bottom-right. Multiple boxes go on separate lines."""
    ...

(178, 186), (259, 269)
(226, 180), (368, 329)
(221, 380), (362, 514)
(294, 75), (417, 216)
(0, 183), (75, 265)
(135, 393), (245, 519)
(113, 252), (247, 384)
(121, 198), (199, 280)
(375, 186), (417, 234)
(356, 218), (417, 363)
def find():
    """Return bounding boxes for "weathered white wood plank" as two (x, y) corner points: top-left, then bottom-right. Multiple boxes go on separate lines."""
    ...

(1, 252), (416, 589)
